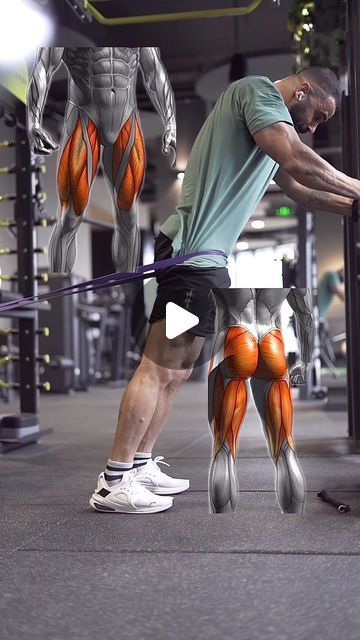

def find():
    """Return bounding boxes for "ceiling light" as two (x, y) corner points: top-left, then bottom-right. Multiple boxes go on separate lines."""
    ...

(285, 248), (295, 260)
(251, 219), (265, 229)
(0, 1), (53, 62)
(236, 241), (249, 251)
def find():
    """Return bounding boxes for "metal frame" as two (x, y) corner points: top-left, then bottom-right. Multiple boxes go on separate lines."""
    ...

(0, 89), (51, 451)
(296, 209), (321, 400)
(81, 0), (265, 26)
(342, 0), (360, 438)
(14, 101), (39, 414)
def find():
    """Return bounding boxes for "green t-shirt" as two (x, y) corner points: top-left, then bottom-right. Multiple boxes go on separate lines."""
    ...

(160, 76), (293, 268)
(318, 271), (341, 319)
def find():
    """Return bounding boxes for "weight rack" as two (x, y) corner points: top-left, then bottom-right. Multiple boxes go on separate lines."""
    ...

(0, 88), (51, 453)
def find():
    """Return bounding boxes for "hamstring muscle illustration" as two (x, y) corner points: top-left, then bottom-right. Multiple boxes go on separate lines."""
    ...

(208, 288), (315, 514)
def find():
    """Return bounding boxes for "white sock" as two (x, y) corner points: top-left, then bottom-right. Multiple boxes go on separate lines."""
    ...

(133, 451), (151, 469)
(104, 459), (133, 486)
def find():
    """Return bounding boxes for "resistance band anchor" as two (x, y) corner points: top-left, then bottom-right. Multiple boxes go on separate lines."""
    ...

(317, 490), (351, 513)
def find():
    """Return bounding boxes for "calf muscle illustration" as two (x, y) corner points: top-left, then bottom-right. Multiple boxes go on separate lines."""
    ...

(208, 288), (315, 514)
(27, 47), (176, 273)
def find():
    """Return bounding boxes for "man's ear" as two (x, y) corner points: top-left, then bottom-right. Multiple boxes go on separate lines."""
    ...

(300, 81), (311, 96)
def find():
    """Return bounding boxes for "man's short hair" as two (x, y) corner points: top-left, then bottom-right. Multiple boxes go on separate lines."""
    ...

(296, 67), (342, 110)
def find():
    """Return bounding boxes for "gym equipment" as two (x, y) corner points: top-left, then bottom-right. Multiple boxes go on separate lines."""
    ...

(64, 0), (92, 22)
(0, 220), (17, 228)
(317, 490), (351, 513)
(0, 140), (15, 149)
(77, 0), (266, 27)
(38, 273), (91, 393)
(80, 288), (132, 384)
(0, 353), (50, 365)
(0, 249), (226, 314)
(0, 164), (16, 174)
(0, 326), (50, 336)
(0, 273), (49, 282)
(0, 379), (50, 391)
(297, 209), (327, 401)
(0, 247), (47, 256)
(342, 0), (360, 438)
(0, 218), (54, 232)
(0, 93), (51, 452)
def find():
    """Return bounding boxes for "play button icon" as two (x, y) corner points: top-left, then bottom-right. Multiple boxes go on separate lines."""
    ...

(165, 302), (199, 339)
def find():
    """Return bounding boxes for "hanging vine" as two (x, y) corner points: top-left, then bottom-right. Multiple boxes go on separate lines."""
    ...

(288, 0), (346, 73)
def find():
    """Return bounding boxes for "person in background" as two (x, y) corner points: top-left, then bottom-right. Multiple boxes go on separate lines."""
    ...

(318, 266), (345, 321)
(318, 266), (345, 366)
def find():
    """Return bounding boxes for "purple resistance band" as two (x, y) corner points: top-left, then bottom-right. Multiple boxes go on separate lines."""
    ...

(0, 250), (227, 313)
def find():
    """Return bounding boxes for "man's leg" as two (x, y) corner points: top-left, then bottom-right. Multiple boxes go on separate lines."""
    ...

(49, 105), (100, 273)
(136, 378), (189, 454)
(110, 318), (204, 461)
(89, 318), (203, 512)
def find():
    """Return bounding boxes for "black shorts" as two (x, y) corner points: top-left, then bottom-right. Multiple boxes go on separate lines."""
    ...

(149, 232), (231, 336)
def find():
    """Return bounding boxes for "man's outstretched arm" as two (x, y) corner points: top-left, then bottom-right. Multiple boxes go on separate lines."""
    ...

(274, 167), (354, 217)
(27, 47), (64, 154)
(254, 122), (360, 200)
(139, 47), (176, 158)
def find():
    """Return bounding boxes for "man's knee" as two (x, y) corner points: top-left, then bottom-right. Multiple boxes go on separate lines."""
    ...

(167, 367), (193, 392)
(137, 357), (192, 391)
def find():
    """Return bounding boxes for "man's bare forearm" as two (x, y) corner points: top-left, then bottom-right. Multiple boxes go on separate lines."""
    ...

(304, 189), (353, 216)
(285, 143), (360, 199)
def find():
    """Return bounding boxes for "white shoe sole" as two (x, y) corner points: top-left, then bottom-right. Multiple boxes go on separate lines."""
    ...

(141, 482), (190, 495)
(89, 495), (173, 514)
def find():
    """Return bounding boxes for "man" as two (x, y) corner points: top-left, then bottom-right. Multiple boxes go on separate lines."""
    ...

(318, 266), (345, 321)
(318, 266), (345, 367)
(90, 67), (360, 514)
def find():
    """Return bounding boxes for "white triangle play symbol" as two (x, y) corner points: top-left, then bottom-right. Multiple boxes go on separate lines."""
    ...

(165, 302), (199, 339)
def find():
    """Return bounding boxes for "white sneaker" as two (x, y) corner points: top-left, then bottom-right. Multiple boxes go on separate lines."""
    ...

(89, 469), (173, 514)
(134, 456), (190, 495)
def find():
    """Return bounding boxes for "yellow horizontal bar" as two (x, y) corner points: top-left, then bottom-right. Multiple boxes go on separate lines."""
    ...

(0, 220), (15, 228)
(0, 379), (14, 389)
(0, 165), (15, 174)
(84, 0), (263, 26)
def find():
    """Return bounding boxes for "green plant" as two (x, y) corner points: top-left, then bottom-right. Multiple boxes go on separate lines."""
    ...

(288, 0), (346, 72)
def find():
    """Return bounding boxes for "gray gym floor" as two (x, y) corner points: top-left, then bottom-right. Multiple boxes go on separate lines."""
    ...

(1, 382), (360, 640)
